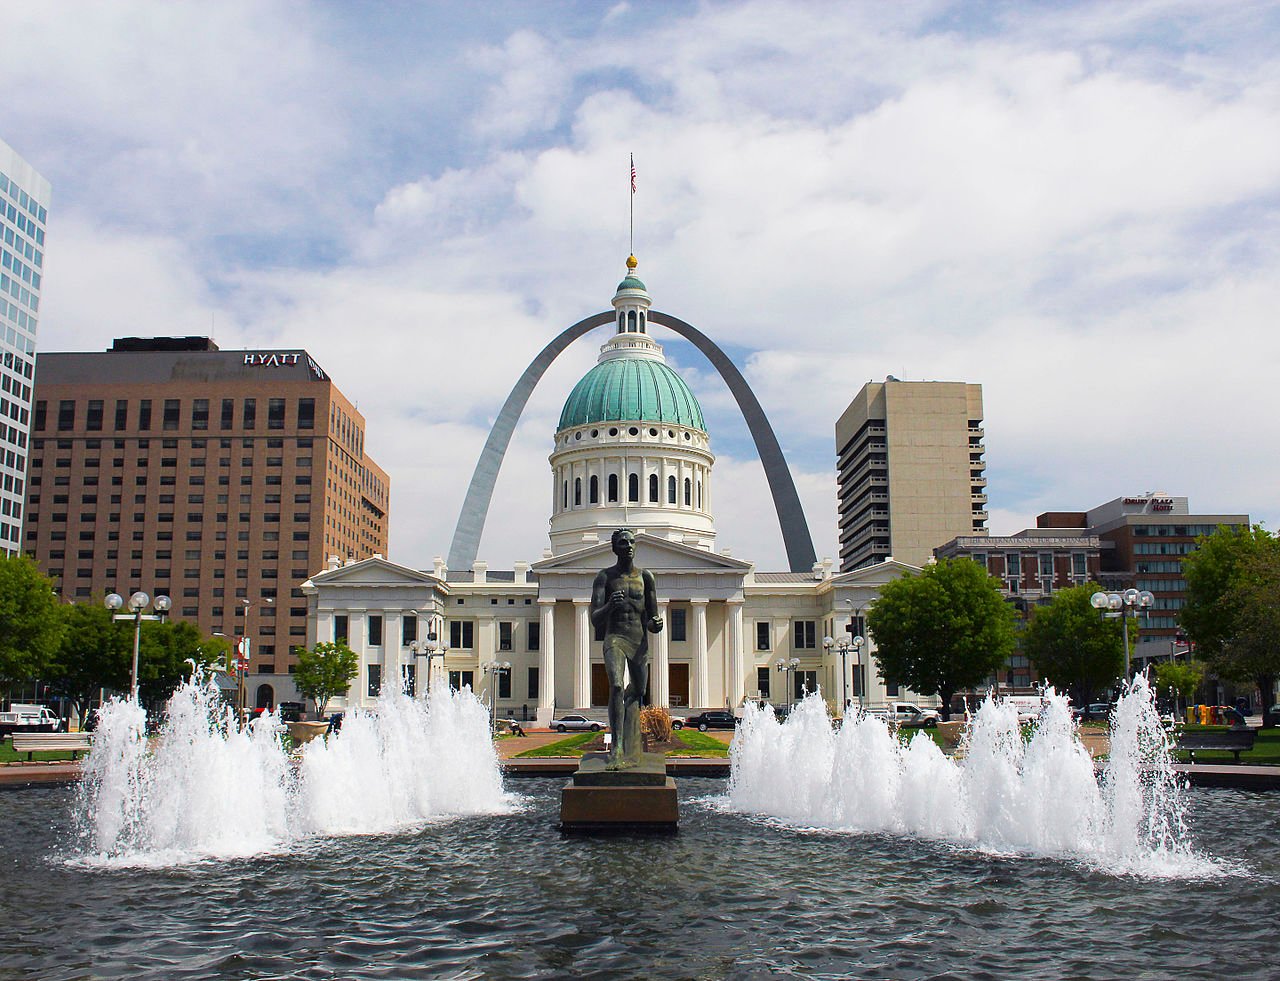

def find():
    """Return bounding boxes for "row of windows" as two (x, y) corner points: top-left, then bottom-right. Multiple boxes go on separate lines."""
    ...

(0, 170), (48, 224)
(1133, 524), (1227, 538)
(564, 473), (701, 508)
(1134, 542), (1198, 556)
(1135, 578), (1186, 592)
(1136, 560), (1184, 573)
(37, 397), (317, 433)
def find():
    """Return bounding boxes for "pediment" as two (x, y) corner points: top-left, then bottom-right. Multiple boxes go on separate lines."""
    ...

(533, 533), (753, 576)
(828, 559), (921, 587)
(308, 556), (443, 588)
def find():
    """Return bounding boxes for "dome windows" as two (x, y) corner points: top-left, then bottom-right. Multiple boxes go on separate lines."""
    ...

(589, 475), (599, 504)
(608, 474), (619, 502)
(648, 473), (659, 502)
(628, 473), (639, 502)
(628, 426), (639, 436)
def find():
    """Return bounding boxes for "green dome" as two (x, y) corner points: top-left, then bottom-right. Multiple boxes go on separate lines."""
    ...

(616, 275), (646, 291)
(559, 357), (705, 431)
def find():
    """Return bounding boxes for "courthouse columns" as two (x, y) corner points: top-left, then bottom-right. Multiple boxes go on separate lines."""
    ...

(573, 599), (591, 709)
(691, 599), (709, 709)
(538, 599), (556, 718)
(652, 601), (670, 710)
(725, 599), (744, 708)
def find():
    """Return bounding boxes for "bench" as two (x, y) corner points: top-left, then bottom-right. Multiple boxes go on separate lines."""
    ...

(1176, 728), (1256, 763)
(10, 732), (93, 761)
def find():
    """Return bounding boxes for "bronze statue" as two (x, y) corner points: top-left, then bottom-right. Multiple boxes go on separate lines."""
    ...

(591, 528), (663, 769)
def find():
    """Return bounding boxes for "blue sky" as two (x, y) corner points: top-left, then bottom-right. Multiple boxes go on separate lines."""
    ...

(3, 1), (1278, 569)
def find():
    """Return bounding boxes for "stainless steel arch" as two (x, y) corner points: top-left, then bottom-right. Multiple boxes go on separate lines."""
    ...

(447, 311), (818, 573)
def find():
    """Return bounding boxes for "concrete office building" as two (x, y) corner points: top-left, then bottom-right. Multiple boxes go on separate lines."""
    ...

(0, 138), (50, 556)
(837, 379), (987, 571)
(25, 337), (389, 699)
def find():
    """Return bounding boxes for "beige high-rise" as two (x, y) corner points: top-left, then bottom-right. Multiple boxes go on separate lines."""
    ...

(836, 379), (986, 570)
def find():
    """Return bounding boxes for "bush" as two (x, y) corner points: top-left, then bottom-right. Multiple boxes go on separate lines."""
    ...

(641, 705), (672, 743)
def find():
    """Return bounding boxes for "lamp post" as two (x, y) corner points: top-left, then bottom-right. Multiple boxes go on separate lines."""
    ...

(104, 591), (172, 700)
(1090, 588), (1155, 680)
(408, 631), (449, 695)
(482, 660), (512, 730)
(823, 635), (851, 717)
(237, 597), (274, 722)
(775, 656), (800, 713)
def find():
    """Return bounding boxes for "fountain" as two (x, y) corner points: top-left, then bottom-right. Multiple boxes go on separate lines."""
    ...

(728, 675), (1216, 876)
(76, 674), (510, 866)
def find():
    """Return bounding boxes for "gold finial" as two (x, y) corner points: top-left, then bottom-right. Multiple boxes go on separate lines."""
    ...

(626, 254), (638, 270)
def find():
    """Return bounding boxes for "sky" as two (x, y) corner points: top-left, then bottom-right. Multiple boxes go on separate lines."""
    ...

(3, 0), (1278, 571)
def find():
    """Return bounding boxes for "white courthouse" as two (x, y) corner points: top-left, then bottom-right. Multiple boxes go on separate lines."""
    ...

(303, 259), (932, 723)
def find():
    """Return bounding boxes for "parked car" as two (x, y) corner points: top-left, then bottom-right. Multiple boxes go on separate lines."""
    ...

(869, 702), (940, 727)
(672, 710), (737, 731)
(1074, 703), (1112, 722)
(0, 703), (63, 737)
(552, 714), (603, 733)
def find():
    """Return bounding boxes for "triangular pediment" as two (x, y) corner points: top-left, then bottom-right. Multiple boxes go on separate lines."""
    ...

(827, 559), (921, 587)
(306, 556), (443, 588)
(533, 533), (753, 575)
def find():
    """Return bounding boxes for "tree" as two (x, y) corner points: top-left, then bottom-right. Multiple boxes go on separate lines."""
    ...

(866, 558), (1016, 720)
(294, 641), (359, 716)
(1020, 583), (1124, 706)
(1152, 660), (1205, 717)
(0, 555), (66, 687)
(1182, 525), (1280, 727)
(45, 604), (131, 724)
(135, 619), (218, 705)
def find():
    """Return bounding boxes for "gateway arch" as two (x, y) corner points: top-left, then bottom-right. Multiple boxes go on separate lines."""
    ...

(447, 310), (818, 573)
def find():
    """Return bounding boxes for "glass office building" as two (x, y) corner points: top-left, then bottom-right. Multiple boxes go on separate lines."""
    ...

(0, 137), (49, 556)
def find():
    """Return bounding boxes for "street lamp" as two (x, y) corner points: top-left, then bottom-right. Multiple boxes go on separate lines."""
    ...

(408, 630), (449, 694)
(236, 597), (274, 722)
(104, 590), (172, 700)
(482, 660), (512, 730)
(1091, 588), (1155, 680)
(823, 634), (868, 718)
(775, 656), (800, 713)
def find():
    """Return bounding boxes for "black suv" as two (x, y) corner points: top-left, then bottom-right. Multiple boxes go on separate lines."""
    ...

(672, 710), (737, 731)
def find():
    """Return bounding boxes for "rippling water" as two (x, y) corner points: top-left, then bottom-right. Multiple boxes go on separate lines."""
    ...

(2, 777), (1277, 980)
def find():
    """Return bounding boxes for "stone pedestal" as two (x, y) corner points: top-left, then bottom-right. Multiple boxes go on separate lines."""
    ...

(560, 752), (679, 832)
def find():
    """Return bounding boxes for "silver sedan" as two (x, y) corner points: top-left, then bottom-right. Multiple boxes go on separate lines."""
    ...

(551, 714), (604, 733)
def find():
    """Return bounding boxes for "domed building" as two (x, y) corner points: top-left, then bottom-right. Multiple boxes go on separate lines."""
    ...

(303, 259), (930, 724)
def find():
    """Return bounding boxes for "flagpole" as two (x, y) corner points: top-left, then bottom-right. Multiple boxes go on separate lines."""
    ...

(630, 153), (635, 255)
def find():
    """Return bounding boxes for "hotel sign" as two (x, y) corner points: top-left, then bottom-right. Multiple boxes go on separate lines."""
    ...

(1123, 496), (1174, 512)
(243, 351), (328, 380)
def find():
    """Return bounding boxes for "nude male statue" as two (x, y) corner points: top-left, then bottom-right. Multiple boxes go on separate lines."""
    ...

(590, 528), (663, 769)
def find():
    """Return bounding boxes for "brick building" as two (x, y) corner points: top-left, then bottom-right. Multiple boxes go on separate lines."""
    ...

(25, 337), (388, 694)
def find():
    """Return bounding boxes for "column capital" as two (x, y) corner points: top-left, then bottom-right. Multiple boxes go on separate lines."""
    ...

(538, 597), (558, 607)
(690, 598), (710, 607)
(725, 597), (744, 607)
(572, 597), (591, 606)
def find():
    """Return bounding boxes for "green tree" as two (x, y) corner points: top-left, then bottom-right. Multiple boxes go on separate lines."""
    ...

(0, 555), (66, 686)
(135, 619), (218, 705)
(1152, 660), (1206, 717)
(1182, 525), (1280, 727)
(294, 641), (359, 716)
(45, 604), (131, 724)
(1020, 583), (1124, 706)
(866, 558), (1016, 720)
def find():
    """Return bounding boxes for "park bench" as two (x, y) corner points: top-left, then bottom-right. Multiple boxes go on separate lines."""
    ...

(10, 732), (93, 761)
(1176, 728), (1256, 763)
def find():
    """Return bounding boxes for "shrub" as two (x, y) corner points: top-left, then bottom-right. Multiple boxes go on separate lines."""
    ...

(641, 705), (672, 743)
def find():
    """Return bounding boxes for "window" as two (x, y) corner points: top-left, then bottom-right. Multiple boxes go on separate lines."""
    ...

(793, 620), (817, 650)
(589, 475), (599, 504)
(113, 400), (128, 430)
(608, 473), (618, 502)
(138, 400), (151, 431)
(756, 621), (771, 651)
(367, 614), (383, 646)
(1039, 553), (1054, 591)
(628, 473), (639, 502)
(648, 473), (658, 502)
(268, 398), (285, 430)
(448, 670), (475, 693)
(243, 398), (256, 429)
(574, 478), (581, 506)
(684, 477), (692, 506)
(334, 614), (348, 643)
(298, 398), (315, 430)
(499, 621), (513, 651)
(86, 400), (103, 431)
(794, 670), (818, 700)
(33, 399), (46, 431)
(668, 475), (677, 504)
(367, 664), (382, 697)
(450, 620), (475, 649)
(57, 399), (75, 431)
(528, 621), (540, 652)
(220, 399), (233, 430)
(670, 608), (687, 642)
(402, 613), (417, 645)
(885, 678), (900, 698)
(162, 399), (180, 430)
(757, 666), (771, 699)
(527, 666), (539, 700)
(192, 399), (209, 430)
(1071, 553), (1087, 580)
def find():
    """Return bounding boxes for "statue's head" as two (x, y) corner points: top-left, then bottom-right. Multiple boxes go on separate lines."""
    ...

(611, 528), (636, 557)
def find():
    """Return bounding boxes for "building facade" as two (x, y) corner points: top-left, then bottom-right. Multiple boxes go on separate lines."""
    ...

(837, 379), (987, 571)
(0, 138), (49, 556)
(306, 260), (933, 721)
(24, 337), (389, 694)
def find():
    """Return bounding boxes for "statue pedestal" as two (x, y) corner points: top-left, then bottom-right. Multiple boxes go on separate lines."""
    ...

(560, 752), (678, 832)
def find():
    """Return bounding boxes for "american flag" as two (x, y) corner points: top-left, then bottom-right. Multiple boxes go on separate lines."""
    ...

(631, 155), (636, 194)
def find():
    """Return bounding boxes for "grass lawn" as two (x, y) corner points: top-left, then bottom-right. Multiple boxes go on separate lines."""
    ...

(1173, 725), (1280, 764)
(668, 729), (730, 757)
(514, 732), (598, 758)
(0, 740), (83, 763)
